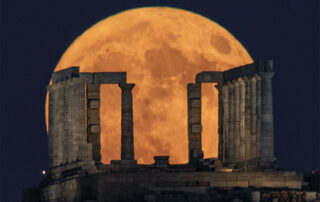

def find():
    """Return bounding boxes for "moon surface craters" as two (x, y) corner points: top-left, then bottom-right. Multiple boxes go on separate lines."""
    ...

(210, 34), (232, 54)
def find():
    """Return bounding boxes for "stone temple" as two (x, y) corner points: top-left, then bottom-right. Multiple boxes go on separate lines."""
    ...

(23, 61), (320, 202)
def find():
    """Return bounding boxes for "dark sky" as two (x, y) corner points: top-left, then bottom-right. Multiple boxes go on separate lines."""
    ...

(0, 0), (319, 201)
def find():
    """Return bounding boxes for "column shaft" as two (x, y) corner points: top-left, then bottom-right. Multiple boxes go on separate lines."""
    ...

(259, 72), (276, 165)
(57, 86), (64, 166)
(222, 85), (229, 163)
(119, 83), (135, 160)
(215, 84), (223, 161)
(228, 82), (235, 163)
(187, 83), (203, 165)
(48, 91), (54, 167)
(256, 76), (262, 158)
(239, 79), (246, 161)
(244, 78), (251, 161)
(250, 77), (257, 159)
(234, 81), (240, 162)
(86, 84), (101, 163)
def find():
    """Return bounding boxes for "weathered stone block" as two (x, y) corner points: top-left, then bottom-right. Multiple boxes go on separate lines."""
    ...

(88, 116), (100, 125)
(79, 143), (92, 161)
(305, 192), (317, 201)
(190, 108), (201, 117)
(87, 91), (100, 99)
(89, 100), (100, 108)
(87, 84), (100, 91)
(88, 109), (99, 119)
(190, 99), (201, 108)
(188, 91), (201, 99)
(191, 124), (202, 133)
(89, 125), (100, 133)
(189, 116), (201, 124)
(251, 192), (260, 202)
(93, 72), (126, 84)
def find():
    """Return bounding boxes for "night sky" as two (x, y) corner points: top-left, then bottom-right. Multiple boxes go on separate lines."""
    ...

(0, 0), (319, 201)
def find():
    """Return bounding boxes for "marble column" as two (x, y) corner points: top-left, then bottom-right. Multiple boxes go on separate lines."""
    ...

(239, 78), (246, 161)
(48, 84), (64, 167)
(48, 90), (54, 168)
(227, 82), (235, 162)
(72, 82), (86, 162)
(222, 85), (229, 163)
(259, 72), (276, 166)
(187, 83), (203, 165)
(256, 76), (262, 158)
(119, 83), (135, 161)
(250, 76), (257, 159)
(215, 84), (224, 161)
(234, 81), (240, 162)
(244, 77), (251, 161)
(86, 84), (101, 163)
(56, 85), (64, 166)
(63, 85), (70, 163)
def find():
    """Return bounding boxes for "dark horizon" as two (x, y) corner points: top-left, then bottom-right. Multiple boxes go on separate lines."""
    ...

(0, 0), (319, 201)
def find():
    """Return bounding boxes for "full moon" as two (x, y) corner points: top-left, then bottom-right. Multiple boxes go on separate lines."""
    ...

(46, 7), (253, 164)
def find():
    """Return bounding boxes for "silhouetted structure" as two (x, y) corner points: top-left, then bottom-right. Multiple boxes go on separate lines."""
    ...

(24, 61), (317, 202)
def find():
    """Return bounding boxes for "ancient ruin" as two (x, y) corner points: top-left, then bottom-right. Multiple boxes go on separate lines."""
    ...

(24, 61), (316, 202)
(188, 60), (276, 170)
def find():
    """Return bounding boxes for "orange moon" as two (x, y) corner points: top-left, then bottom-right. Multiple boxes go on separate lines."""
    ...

(47, 7), (253, 164)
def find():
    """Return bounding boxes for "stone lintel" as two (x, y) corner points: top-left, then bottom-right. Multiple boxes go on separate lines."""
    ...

(93, 72), (127, 84)
(191, 60), (274, 84)
(51, 68), (127, 85)
(52, 66), (80, 84)
(196, 72), (224, 83)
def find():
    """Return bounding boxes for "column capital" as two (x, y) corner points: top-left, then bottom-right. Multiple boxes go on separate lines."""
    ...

(214, 83), (223, 91)
(227, 81), (234, 88)
(233, 80), (240, 87)
(119, 83), (135, 90)
(258, 72), (274, 79)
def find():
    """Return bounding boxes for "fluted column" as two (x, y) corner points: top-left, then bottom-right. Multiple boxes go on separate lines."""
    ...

(239, 78), (246, 161)
(215, 84), (224, 161)
(48, 90), (54, 168)
(52, 85), (64, 166)
(63, 85), (70, 163)
(250, 77), (257, 159)
(48, 84), (64, 167)
(256, 76), (262, 158)
(227, 82), (235, 163)
(222, 85), (229, 163)
(119, 83), (135, 160)
(259, 72), (276, 166)
(244, 77), (251, 161)
(234, 81), (240, 162)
